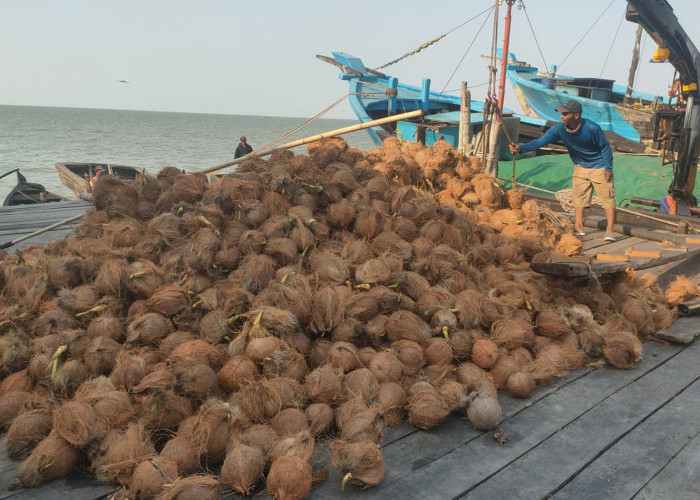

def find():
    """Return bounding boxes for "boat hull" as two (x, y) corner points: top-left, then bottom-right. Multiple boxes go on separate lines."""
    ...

(55, 163), (145, 199)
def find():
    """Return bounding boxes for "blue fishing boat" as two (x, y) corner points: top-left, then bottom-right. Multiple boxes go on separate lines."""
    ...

(504, 51), (673, 147)
(318, 52), (549, 152)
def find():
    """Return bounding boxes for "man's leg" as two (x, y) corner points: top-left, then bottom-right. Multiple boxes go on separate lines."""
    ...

(605, 207), (615, 232)
(574, 207), (585, 233)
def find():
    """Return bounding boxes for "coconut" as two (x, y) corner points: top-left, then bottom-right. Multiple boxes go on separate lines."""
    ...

(138, 389), (193, 432)
(82, 336), (121, 376)
(0, 331), (30, 374)
(466, 394), (502, 430)
(57, 284), (100, 313)
(126, 260), (166, 298)
(238, 423), (278, 459)
(325, 341), (362, 373)
(385, 310), (432, 346)
(471, 339), (500, 369)
(174, 362), (219, 402)
(170, 339), (223, 370)
(536, 309), (573, 339)
(664, 275), (699, 306)
(33, 309), (76, 337)
(126, 313), (173, 346)
(268, 377), (308, 410)
(217, 355), (259, 392)
(438, 379), (472, 411)
(179, 398), (235, 464)
(0, 391), (32, 429)
(368, 350), (403, 383)
(603, 331), (643, 370)
(454, 362), (492, 393)
(425, 338), (454, 366)
(53, 400), (97, 446)
(221, 441), (266, 495)
(10, 430), (79, 489)
(376, 382), (407, 426)
(270, 430), (315, 465)
(340, 407), (386, 443)
(93, 390), (134, 428)
(87, 314), (125, 342)
(524, 344), (569, 386)
(157, 475), (221, 500)
(330, 439), (386, 489)
(390, 340), (425, 375)
(510, 346), (534, 367)
(620, 297), (655, 335)
(449, 329), (474, 361)
(308, 250), (350, 286)
(407, 382), (450, 430)
(506, 371), (536, 399)
(332, 316), (364, 344)
(270, 408), (310, 437)
(74, 376), (116, 403)
(305, 365), (344, 404)
(52, 358), (89, 397)
(5, 408), (54, 460)
(305, 403), (335, 437)
(343, 367), (379, 404)
(266, 455), (312, 500)
(490, 318), (535, 350)
(130, 457), (179, 500)
(308, 339), (332, 369)
(159, 436), (201, 476)
(489, 355), (520, 388)
(110, 351), (147, 390)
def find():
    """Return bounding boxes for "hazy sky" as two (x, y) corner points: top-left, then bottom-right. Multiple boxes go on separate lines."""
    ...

(1, 0), (699, 120)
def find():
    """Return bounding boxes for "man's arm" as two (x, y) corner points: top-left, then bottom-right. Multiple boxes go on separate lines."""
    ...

(516, 126), (560, 154)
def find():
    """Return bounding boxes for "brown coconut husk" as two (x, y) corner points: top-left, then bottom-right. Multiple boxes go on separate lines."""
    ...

(385, 310), (432, 346)
(376, 381), (407, 426)
(331, 317), (364, 344)
(325, 341), (363, 373)
(343, 367), (379, 404)
(159, 436), (201, 476)
(270, 430), (315, 465)
(305, 403), (335, 437)
(664, 275), (699, 306)
(169, 339), (223, 370)
(126, 313), (173, 346)
(158, 331), (196, 359)
(91, 423), (155, 485)
(555, 233), (582, 256)
(217, 355), (259, 392)
(93, 390), (134, 429)
(266, 455), (312, 500)
(305, 365), (345, 404)
(389, 339), (425, 376)
(74, 376), (117, 403)
(52, 358), (89, 397)
(5, 408), (54, 460)
(221, 441), (266, 495)
(132, 367), (175, 394)
(87, 314), (125, 342)
(83, 336), (121, 376)
(620, 296), (655, 336)
(268, 377), (308, 410)
(524, 344), (569, 385)
(536, 309), (573, 339)
(57, 284), (101, 313)
(130, 457), (179, 500)
(355, 258), (392, 285)
(340, 407), (386, 443)
(489, 355), (521, 389)
(270, 408), (310, 437)
(407, 381), (450, 430)
(308, 250), (350, 286)
(10, 430), (79, 490)
(0, 391), (32, 429)
(110, 351), (147, 390)
(46, 255), (83, 289)
(244, 336), (288, 364)
(126, 259), (166, 298)
(506, 371), (536, 399)
(157, 474), (221, 500)
(438, 379), (473, 411)
(238, 423), (278, 459)
(0, 331), (30, 374)
(368, 350), (403, 383)
(330, 438), (386, 489)
(603, 331), (643, 370)
(471, 339), (500, 369)
(145, 284), (190, 316)
(489, 317), (535, 350)
(425, 338), (454, 366)
(32, 309), (77, 337)
(53, 400), (98, 446)
(466, 394), (502, 430)
(137, 389), (193, 432)
(237, 379), (284, 424)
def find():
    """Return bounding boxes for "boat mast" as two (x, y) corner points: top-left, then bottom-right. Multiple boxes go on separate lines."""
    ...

(497, 0), (517, 112)
(625, 25), (643, 98)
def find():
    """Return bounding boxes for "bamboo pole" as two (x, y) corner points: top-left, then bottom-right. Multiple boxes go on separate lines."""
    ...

(458, 82), (471, 156)
(202, 110), (423, 176)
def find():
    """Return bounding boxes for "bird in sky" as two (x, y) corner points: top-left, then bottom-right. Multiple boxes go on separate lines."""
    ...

(118, 80), (131, 84)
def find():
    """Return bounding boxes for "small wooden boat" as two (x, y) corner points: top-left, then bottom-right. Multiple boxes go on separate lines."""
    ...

(1, 169), (64, 206)
(55, 162), (146, 199)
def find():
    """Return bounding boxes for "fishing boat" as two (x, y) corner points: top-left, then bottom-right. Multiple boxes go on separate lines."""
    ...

(1, 169), (64, 206)
(504, 50), (673, 150)
(318, 52), (549, 154)
(55, 162), (146, 199)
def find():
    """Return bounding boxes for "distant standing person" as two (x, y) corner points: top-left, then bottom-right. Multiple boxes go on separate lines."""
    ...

(509, 100), (617, 242)
(235, 136), (253, 159)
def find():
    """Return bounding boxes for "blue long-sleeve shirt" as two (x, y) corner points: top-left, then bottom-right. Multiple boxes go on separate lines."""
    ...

(519, 118), (613, 172)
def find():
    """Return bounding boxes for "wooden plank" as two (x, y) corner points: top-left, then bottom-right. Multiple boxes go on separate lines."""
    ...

(551, 376), (700, 499)
(455, 341), (700, 499)
(595, 253), (629, 262)
(654, 316), (700, 344)
(686, 237), (700, 245)
(634, 423), (700, 499)
(309, 341), (681, 498)
(625, 248), (662, 259)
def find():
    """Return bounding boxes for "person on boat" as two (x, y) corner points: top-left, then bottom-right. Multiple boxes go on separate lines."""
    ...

(84, 165), (105, 192)
(234, 136), (253, 159)
(509, 99), (617, 242)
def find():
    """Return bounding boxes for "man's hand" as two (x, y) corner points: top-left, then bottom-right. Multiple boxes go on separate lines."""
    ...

(604, 171), (613, 182)
(509, 143), (521, 154)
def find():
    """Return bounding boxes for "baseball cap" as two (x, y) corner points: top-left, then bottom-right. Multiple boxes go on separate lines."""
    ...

(555, 100), (582, 114)
(240, 136), (246, 142)
(95, 165), (105, 173)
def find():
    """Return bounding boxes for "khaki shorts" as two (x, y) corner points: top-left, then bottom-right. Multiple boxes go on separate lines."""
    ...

(572, 165), (616, 209)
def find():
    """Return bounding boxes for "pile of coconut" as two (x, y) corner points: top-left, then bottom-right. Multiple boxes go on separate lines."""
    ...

(0, 136), (696, 499)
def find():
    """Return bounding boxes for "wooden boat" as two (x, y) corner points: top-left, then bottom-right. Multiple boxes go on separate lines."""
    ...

(55, 162), (146, 199)
(1, 169), (64, 206)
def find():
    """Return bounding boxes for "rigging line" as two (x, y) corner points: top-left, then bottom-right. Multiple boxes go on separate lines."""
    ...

(373, 5), (494, 71)
(598, 9), (626, 79)
(520, 0), (549, 71)
(557, 0), (617, 70)
(428, 6), (494, 114)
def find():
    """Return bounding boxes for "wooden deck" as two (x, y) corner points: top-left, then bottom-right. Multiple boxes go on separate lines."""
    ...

(1, 203), (700, 499)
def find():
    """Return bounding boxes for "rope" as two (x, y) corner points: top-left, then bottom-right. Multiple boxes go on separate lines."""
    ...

(374, 5), (494, 70)
(557, 0), (616, 70)
(598, 10), (626, 79)
(520, 0), (549, 71)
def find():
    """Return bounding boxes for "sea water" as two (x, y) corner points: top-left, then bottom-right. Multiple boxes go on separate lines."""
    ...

(0, 105), (377, 200)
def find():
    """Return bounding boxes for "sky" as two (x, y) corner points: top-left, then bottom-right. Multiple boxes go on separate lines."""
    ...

(1, 0), (699, 120)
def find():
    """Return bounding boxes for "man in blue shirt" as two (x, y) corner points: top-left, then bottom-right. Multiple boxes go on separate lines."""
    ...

(510, 100), (617, 241)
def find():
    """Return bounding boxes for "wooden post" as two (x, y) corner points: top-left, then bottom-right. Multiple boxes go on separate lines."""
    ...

(458, 82), (472, 156)
(486, 119), (501, 176)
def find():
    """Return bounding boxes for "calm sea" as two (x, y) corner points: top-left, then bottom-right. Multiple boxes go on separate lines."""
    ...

(0, 105), (377, 200)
